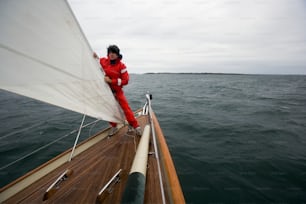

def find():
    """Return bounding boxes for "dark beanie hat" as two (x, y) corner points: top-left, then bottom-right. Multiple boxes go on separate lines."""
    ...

(107, 45), (122, 59)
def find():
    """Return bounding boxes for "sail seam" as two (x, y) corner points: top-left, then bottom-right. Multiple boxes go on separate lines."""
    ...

(0, 43), (83, 81)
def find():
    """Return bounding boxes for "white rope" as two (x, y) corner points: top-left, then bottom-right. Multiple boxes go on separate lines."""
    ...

(133, 134), (137, 153)
(0, 118), (101, 171)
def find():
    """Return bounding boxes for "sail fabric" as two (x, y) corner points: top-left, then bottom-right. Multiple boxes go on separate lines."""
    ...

(0, 0), (124, 123)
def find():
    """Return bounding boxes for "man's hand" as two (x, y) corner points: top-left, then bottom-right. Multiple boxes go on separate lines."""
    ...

(93, 52), (99, 59)
(104, 76), (112, 84)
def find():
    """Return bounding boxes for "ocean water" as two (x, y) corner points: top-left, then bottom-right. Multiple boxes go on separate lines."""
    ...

(1, 74), (306, 203)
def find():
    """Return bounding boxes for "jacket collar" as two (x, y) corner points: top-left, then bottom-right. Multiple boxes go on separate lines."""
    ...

(107, 57), (121, 65)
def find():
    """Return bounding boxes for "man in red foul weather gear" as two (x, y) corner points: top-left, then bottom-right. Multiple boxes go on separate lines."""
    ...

(93, 45), (141, 136)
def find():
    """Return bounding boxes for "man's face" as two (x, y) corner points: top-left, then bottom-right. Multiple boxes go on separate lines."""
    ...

(108, 52), (118, 60)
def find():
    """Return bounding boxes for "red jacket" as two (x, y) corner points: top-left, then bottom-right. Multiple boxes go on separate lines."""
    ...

(100, 57), (129, 92)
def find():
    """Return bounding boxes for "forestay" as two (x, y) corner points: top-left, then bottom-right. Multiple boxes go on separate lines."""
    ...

(0, 0), (124, 123)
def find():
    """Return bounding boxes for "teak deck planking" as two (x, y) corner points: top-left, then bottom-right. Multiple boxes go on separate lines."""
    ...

(1, 112), (185, 203)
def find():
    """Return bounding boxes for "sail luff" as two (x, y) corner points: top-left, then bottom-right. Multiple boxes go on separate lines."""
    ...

(0, 0), (124, 123)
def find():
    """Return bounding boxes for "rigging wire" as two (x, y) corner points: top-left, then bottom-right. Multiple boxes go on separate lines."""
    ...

(0, 118), (100, 171)
(68, 114), (86, 162)
(0, 121), (45, 141)
(146, 94), (166, 204)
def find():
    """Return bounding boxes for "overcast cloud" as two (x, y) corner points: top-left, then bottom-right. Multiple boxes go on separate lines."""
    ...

(68, 0), (306, 74)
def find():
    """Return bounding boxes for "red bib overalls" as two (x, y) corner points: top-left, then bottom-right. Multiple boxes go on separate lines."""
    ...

(100, 57), (139, 128)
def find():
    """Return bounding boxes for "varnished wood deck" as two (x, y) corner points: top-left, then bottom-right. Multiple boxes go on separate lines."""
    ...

(0, 111), (185, 204)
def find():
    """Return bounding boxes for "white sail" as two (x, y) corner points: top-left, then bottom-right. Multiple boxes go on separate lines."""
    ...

(0, 0), (124, 123)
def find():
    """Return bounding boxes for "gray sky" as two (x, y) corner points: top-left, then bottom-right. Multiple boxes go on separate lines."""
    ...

(68, 0), (306, 74)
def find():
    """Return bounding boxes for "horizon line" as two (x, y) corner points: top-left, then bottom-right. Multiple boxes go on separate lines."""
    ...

(130, 72), (306, 76)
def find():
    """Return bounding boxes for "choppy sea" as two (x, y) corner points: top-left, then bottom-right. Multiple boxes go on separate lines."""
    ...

(1, 74), (306, 203)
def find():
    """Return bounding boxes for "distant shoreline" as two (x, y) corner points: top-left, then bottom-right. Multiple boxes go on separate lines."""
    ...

(140, 72), (306, 76)
(144, 72), (243, 75)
